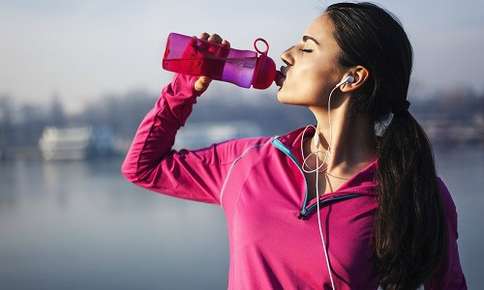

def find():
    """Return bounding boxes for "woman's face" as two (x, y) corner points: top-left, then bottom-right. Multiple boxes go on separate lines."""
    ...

(276, 14), (346, 106)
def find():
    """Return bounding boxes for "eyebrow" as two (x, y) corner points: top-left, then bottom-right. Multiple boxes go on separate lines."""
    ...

(302, 35), (320, 45)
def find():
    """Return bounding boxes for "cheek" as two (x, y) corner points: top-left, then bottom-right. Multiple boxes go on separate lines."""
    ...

(279, 66), (328, 104)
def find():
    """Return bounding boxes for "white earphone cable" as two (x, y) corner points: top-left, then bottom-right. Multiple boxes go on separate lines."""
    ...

(300, 77), (350, 290)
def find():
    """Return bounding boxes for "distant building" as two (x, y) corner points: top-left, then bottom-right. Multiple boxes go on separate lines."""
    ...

(38, 126), (115, 161)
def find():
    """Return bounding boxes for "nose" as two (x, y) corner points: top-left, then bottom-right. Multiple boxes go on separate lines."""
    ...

(280, 45), (295, 66)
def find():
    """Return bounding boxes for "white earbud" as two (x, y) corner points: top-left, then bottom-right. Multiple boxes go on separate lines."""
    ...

(336, 74), (355, 87)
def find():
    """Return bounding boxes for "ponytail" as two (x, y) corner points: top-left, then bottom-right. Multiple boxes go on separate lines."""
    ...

(373, 109), (448, 289)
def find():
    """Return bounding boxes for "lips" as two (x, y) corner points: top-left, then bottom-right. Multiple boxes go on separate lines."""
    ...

(275, 66), (287, 87)
(275, 71), (285, 87)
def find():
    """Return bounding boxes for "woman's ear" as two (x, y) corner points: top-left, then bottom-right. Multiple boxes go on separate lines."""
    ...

(340, 65), (369, 93)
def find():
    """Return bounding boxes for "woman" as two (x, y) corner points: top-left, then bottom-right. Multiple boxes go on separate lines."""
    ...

(121, 2), (467, 289)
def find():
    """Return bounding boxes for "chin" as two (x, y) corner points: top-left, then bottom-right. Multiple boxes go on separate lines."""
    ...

(276, 90), (292, 104)
(276, 89), (312, 106)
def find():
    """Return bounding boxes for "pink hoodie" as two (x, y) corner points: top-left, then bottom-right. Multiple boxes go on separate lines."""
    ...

(121, 73), (467, 289)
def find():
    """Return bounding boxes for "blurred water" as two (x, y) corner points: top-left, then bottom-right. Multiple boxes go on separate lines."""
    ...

(0, 145), (482, 290)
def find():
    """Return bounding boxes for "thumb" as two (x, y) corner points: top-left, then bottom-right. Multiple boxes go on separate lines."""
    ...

(194, 76), (212, 92)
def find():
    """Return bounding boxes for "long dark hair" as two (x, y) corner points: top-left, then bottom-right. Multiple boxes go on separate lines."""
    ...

(325, 2), (447, 289)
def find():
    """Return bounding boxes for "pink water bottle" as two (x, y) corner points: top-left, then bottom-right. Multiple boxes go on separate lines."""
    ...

(161, 32), (278, 89)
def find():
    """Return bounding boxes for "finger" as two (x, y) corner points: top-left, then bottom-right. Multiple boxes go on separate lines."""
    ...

(221, 39), (230, 48)
(194, 76), (212, 92)
(194, 79), (205, 92)
(199, 32), (209, 40)
(208, 33), (222, 44)
(198, 76), (211, 84)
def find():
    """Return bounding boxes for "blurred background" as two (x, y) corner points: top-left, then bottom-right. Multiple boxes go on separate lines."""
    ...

(0, 0), (482, 289)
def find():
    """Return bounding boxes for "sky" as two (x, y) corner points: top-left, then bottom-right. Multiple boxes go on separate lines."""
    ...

(1, 0), (483, 114)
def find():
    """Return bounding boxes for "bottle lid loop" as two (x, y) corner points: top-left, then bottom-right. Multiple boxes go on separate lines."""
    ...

(253, 38), (269, 55)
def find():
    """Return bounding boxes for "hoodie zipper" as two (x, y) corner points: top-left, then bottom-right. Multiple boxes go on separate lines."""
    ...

(271, 137), (359, 220)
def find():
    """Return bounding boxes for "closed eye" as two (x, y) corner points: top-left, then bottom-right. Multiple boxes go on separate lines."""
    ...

(299, 49), (313, 53)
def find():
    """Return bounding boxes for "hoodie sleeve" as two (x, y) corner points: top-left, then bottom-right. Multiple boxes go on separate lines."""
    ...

(424, 177), (468, 290)
(120, 73), (239, 206)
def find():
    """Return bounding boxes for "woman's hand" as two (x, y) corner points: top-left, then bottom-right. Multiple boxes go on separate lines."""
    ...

(193, 32), (231, 94)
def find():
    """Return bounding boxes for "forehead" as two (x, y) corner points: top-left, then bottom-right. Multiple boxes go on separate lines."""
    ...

(303, 14), (335, 43)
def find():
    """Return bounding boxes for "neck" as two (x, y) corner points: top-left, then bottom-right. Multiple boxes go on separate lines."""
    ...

(305, 99), (377, 177)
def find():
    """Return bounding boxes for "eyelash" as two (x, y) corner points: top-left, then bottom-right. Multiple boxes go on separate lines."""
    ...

(299, 49), (313, 53)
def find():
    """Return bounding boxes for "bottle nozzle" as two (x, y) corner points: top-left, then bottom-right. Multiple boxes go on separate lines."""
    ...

(275, 70), (285, 87)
